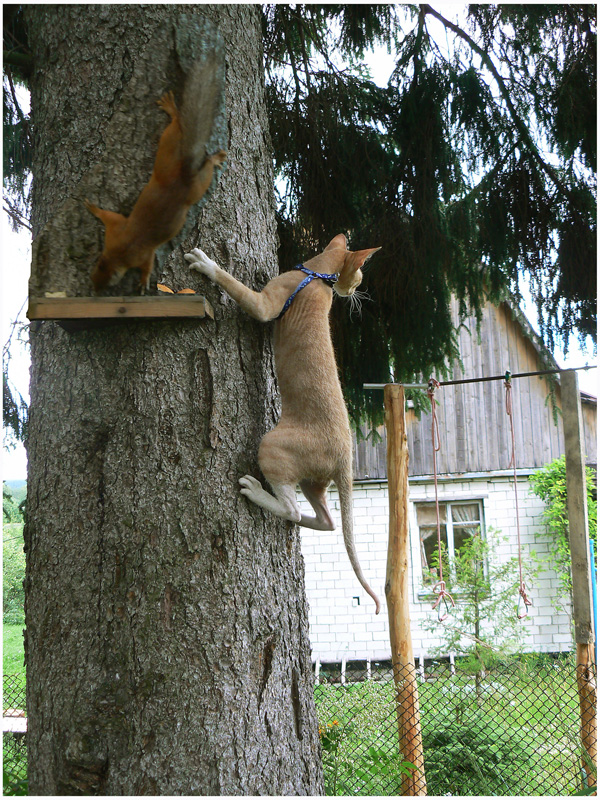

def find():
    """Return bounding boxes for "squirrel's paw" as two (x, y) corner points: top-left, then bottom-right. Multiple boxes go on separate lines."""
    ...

(185, 248), (218, 281)
(84, 199), (100, 217)
(157, 91), (178, 118)
(208, 150), (227, 166)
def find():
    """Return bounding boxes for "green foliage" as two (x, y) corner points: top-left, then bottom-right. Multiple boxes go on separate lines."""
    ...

(5, 480), (27, 506)
(3, 372), (29, 450)
(421, 528), (535, 666)
(3, 522), (26, 626)
(315, 679), (419, 794)
(318, 713), (415, 795)
(3, 489), (26, 626)
(423, 712), (536, 795)
(3, 749), (28, 796)
(3, 482), (24, 522)
(3, 7), (32, 448)
(530, 455), (597, 596)
(3, 5), (33, 231)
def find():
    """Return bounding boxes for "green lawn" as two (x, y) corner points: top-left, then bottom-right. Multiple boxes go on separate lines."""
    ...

(3, 624), (26, 674)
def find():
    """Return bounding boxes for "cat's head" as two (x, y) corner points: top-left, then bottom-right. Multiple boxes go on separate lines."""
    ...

(324, 234), (381, 297)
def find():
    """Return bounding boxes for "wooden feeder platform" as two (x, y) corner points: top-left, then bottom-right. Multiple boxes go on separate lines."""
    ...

(27, 295), (214, 332)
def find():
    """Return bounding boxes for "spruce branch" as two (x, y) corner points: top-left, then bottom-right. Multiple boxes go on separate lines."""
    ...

(2, 50), (33, 73)
(5, 66), (30, 136)
(3, 198), (31, 232)
(421, 4), (574, 200)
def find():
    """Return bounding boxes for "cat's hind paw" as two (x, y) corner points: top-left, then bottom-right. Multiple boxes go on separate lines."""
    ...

(239, 475), (264, 503)
(184, 247), (217, 281)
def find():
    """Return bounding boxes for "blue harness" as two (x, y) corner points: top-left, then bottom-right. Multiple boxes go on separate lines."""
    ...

(277, 264), (338, 319)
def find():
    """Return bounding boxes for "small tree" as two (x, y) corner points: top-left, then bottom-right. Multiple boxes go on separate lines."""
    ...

(530, 455), (597, 604)
(421, 528), (534, 673)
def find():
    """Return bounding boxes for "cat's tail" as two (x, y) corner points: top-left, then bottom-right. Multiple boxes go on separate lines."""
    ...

(336, 460), (381, 614)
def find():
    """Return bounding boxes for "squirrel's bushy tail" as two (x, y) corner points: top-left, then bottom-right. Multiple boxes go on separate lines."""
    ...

(181, 48), (225, 172)
(336, 459), (381, 614)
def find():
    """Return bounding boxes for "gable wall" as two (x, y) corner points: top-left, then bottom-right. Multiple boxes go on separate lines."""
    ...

(354, 300), (596, 480)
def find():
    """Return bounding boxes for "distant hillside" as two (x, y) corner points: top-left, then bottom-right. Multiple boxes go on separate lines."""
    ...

(4, 480), (27, 505)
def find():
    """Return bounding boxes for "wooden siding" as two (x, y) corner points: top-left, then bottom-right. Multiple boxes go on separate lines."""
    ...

(353, 299), (597, 480)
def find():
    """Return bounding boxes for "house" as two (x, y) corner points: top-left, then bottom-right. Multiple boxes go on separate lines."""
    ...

(298, 297), (597, 663)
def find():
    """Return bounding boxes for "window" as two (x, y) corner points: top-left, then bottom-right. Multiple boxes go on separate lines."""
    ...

(416, 500), (484, 590)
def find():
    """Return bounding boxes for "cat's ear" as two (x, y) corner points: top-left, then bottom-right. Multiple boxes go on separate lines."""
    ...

(325, 233), (348, 250)
(345, 247), (381, 271)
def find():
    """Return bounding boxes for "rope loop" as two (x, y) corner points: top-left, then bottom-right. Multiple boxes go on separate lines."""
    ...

(432, 580), (455, 622)
(517, 583), (533, 619)
(427, 377), (441, 395)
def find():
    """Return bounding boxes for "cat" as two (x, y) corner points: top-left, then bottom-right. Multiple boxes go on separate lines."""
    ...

(185, 234), (381, 613)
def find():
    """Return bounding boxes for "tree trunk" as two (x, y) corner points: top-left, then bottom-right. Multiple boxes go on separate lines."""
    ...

(23, 6), (323, 795)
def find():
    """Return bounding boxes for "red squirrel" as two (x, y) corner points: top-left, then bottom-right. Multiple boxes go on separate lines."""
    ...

(86, 54), (226, 293)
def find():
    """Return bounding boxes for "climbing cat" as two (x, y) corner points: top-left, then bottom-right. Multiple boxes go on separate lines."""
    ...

(185, 234), (381, 612)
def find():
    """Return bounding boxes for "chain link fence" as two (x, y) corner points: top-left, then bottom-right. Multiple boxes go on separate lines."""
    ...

(314, 653), (596, 796)
(3, 674), (28, 795)
(4, 673), (26, 712)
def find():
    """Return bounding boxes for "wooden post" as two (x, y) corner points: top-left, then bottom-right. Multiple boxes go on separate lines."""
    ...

(561, 369), (597, 786)
(384, 384), (427, 795)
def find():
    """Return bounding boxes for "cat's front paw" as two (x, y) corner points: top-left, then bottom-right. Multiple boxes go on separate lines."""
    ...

(184, 247), (218, 281)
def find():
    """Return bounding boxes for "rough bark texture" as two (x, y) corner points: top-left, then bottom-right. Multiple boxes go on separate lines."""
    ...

(24, 5), (323, 795)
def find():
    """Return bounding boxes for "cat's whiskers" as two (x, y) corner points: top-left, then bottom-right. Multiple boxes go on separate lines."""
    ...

(348, 287), (372, 318)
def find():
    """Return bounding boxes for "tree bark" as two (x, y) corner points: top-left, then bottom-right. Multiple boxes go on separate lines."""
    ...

(23, 5), (323, 795)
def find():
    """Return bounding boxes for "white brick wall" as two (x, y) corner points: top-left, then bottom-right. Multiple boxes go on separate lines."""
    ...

(299, 474), (573, 662)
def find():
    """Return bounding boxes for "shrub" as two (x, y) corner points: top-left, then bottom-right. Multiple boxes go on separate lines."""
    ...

(423, 712), (536, 795)
(530, 455), (597, 596)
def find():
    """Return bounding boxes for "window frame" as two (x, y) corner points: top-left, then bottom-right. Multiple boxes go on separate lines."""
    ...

(414, 498), (486, 601)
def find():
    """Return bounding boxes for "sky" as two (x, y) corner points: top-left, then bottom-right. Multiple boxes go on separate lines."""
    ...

(2, 7), (597, 481)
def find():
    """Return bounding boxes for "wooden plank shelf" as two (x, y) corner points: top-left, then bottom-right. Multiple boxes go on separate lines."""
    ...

(27, 295), (214, 332)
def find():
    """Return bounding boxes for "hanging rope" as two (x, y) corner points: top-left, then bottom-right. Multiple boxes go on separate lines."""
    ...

(428, 378), (455, 622)
(504, 371), (532, 619)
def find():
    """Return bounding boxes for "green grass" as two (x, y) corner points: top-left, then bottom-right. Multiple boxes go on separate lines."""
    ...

(3, 624), (26, 674)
